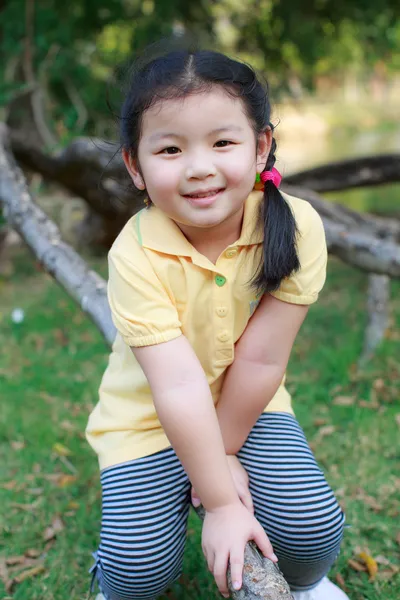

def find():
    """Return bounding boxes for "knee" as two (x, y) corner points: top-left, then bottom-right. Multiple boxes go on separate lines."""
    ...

(272, 506), (345, 563)
(271, 509), (345, 590)
(96, 542), (184, 599)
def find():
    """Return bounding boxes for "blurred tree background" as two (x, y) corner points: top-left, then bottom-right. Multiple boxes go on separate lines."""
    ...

(1, 0), (399, 143)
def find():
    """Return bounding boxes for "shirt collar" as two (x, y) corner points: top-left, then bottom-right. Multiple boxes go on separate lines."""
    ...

(136, 190), (264, 258)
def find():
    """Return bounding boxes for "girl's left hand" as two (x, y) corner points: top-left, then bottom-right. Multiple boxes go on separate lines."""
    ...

(191, 455), (254, 514)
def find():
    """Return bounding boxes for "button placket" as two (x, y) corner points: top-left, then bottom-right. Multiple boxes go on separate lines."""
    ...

(212, 272), (233, 364)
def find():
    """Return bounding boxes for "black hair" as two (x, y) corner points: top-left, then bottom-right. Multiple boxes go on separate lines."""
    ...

(119, 43), (300, 295)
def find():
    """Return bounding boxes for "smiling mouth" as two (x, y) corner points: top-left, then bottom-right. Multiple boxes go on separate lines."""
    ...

(183, 188), (225, 199)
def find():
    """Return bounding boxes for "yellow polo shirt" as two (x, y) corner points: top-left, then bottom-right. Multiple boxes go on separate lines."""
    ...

(86, 191), (327, 469)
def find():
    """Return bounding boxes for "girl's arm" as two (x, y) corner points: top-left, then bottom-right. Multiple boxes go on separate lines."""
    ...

(132, 334), (277, 595)
(216, 293), (309, 455)
(131, 335), (239, 511)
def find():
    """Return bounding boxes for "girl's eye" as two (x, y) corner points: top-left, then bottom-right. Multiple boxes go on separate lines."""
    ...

(215, 140), (233, 147)
(160, 147), (180, 155)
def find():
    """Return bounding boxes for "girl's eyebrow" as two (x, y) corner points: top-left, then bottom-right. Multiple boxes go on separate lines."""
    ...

(148, 125), (244, 143)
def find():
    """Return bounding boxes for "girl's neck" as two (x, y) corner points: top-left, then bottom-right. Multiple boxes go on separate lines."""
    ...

(176, 206), (244, 264)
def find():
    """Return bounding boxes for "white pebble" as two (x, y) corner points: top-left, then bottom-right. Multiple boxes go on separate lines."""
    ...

(11, 308), (25, 324)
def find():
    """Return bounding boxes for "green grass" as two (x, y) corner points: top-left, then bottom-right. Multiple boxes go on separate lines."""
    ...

(1, 246), (399, 600)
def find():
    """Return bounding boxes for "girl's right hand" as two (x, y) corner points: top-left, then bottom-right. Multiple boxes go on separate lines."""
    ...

(202, 501), (278, 598)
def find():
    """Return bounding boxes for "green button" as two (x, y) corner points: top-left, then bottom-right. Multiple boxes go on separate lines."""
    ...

(215, 275), (226, 287)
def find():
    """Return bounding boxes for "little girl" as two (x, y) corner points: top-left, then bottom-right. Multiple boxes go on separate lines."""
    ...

(86, 45), (348, 600)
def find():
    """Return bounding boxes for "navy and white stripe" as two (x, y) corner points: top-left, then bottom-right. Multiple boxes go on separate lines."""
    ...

(92, 413), (345, 599)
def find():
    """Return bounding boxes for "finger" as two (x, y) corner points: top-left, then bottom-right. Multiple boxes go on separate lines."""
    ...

(229, 548), (244, 592)
(191, 486), (201, 508)
(254, 524), (278, 562)
(202, 545), (214, 573)
(213, 552), (229, 598)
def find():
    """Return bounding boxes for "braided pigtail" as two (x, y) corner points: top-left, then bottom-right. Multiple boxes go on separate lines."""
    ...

(252, 136), (300, 295)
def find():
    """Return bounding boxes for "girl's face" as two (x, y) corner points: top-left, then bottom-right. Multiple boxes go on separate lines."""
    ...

(123, 88), (271, 233)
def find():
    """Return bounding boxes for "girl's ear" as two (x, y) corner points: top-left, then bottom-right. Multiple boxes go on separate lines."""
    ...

(122, 148), (145, 190)
(256, 128), (273, 173)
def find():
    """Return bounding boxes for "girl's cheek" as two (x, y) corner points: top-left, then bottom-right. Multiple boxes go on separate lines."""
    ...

(221, 149), (254, 181)
(146, 161), (180, 193)
(159, 167), (181, 192)
(224, 161), (253, 187)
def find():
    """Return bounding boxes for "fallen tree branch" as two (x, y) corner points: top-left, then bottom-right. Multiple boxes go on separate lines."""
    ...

(283, 154), (400, 192)
(281, 184), (400, 241)
(0, 124), (116, 345)
(322, 221), (400, 277)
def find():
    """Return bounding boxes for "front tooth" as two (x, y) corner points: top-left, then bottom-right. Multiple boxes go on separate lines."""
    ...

(193, 192), (214, 198)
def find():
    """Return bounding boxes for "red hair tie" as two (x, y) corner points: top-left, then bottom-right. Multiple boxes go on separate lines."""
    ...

(260, 167), (282, 188)
(255, 167), (282, 190)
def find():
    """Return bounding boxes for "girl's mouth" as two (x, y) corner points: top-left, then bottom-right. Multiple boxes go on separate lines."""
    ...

(183, 188), (225, 207)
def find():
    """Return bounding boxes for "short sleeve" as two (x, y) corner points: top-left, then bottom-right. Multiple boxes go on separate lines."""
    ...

(107, 247), (182, 347)
(270, 203), (327, 305)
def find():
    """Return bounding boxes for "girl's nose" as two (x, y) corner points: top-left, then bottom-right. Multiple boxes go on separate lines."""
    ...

(185, 157), (217, 180)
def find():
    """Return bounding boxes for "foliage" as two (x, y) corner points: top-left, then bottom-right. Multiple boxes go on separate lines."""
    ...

(235, 1), (400, 84)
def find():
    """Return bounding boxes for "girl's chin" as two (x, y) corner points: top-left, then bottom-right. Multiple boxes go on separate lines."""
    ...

(178, 211), (229, 230)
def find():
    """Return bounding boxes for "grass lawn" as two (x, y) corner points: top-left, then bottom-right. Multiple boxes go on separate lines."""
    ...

(0, 244), (399, 600)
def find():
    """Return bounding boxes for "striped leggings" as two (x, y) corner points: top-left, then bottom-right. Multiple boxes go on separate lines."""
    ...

(90, 413), (345, 599)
